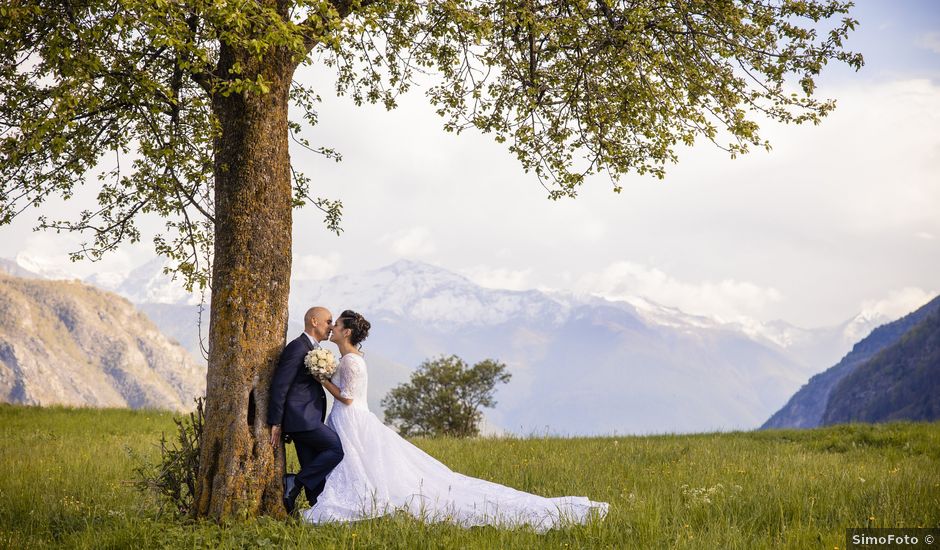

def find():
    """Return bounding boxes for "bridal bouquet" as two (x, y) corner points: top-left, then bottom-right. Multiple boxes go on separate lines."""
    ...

(305, 349), (337, 380)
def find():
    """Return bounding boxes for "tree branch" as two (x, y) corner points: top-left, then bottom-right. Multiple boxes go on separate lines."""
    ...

(301, 0), (380, 53)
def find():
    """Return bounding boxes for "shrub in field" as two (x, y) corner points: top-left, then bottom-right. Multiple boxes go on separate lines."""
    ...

(132, 398), (204, 516)
(382, 355), (511, 438)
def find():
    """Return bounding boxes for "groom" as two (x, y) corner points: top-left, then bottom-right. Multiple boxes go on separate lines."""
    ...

(268, 306), (344, 515)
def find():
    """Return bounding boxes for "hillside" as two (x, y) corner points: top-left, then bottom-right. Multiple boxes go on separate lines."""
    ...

(0, 273), (205, 411)
(822, 309), (940, 424)
(762, 294), (940, 429)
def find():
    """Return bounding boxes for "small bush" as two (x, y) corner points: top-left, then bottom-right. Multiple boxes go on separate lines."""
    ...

(131, 397), (204, 516)
(382, 355), (511, 438)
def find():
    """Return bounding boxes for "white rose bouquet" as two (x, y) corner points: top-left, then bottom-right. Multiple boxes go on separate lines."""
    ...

(304, 348), (337, 381)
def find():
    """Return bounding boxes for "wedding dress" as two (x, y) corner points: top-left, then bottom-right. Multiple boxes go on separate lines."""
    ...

(302, 353), (609, 532)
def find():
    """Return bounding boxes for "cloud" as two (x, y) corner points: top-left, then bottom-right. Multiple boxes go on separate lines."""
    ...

(461, 266), (533, 290)
(378, 227), (437, 258)
(857, 287), (939, 322)
(293, 253), (342, 280)
(576, 261), (783, 322)
(918, 31), (940, 54)
(915, 231), (936, 240)
(12, 232), (144, 280)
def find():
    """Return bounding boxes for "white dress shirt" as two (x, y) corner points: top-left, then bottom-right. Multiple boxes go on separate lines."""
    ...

(304, 331), (319, 349)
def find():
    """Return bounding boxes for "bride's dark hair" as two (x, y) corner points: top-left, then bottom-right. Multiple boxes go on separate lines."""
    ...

(338, 310), (370, 347)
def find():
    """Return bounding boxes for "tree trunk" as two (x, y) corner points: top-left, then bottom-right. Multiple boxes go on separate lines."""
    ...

(193, 46), (294, 520)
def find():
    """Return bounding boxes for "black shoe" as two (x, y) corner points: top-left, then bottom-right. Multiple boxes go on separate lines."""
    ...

(283, 474), (301, 515)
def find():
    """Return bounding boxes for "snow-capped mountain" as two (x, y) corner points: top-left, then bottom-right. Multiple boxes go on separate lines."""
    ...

(290, 259), (867, 364)
(284, 262), (808, 434)
(13, 254), (80, 281)
(841, 309), (896, 344)
(88, 257), (203, 306)
(283, 260), (854, 434)
(735, 316), (891, 373)
(10, 254), (884, 367)
(291, 260), (572, 330)
(0, 258), (42, 279)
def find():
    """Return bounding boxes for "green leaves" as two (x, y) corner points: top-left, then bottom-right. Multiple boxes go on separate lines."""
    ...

(326, 0), (862, 197)
(381, 355), (512, 438)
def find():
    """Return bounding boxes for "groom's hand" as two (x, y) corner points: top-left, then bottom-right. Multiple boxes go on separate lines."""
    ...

(270, 425), (282, 449)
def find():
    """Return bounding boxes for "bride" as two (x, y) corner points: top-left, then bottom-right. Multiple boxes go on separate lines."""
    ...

(305, 309), (609, 532)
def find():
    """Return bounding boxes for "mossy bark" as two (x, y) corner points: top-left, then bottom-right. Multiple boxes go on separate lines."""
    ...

(193, 43), (295, 520)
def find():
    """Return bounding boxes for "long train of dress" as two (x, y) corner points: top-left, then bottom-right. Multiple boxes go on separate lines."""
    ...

(302, 354), (609, 532)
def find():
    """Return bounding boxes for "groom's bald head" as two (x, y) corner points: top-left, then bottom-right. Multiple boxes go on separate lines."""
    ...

(304, 306), (333, 342)
(304, 306), (330, 325)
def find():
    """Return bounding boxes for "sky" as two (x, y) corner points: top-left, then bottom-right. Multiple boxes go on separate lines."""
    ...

(3, 0), (939, 329)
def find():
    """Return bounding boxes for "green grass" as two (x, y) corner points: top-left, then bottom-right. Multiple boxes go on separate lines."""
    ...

(1, 403), (938, 549)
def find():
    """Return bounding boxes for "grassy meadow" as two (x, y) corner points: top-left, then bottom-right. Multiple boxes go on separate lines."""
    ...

(1, 403), (938, 549)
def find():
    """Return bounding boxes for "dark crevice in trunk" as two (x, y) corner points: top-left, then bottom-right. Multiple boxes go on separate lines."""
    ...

(247, 389), (256, 427)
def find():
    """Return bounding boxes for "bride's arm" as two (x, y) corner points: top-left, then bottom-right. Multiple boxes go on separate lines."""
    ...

(320, 378), (353, 405)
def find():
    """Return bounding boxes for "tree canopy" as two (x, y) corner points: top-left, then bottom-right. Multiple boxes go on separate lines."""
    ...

(2, 0), (862, 285)
(382, 355), (512, 437)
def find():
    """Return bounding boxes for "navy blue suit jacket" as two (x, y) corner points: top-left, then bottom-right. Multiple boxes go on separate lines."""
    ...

(267, 334), (328, 432)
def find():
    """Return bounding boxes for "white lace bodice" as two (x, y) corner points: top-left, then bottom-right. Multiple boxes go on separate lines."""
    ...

(332, 354), (368, 410)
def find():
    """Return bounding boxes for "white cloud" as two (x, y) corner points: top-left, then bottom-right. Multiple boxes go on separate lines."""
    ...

(918, 31), (940, 54)
(915, 231), (936, 240)
(378, 227), (437, 258)
(576, 261), (783, 323)
(461, 266), (533, 290)
(12, 232), (144, 280)
(858, 287), (938, 322)
(842, 286), (939, 342)
(293, 253), (342, 280)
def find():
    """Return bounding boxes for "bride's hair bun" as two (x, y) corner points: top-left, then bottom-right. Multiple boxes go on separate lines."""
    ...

(339, 310), (370, 346)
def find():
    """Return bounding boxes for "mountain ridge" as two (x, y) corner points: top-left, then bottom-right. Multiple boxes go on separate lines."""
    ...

(0, 273), (205, 412)
(821, 307), (940, 425)
(288, 261), (817, 434)
(761, 294), (940, 429)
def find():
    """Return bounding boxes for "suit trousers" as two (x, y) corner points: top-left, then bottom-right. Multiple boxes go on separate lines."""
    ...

(288, 424), (344, 506)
